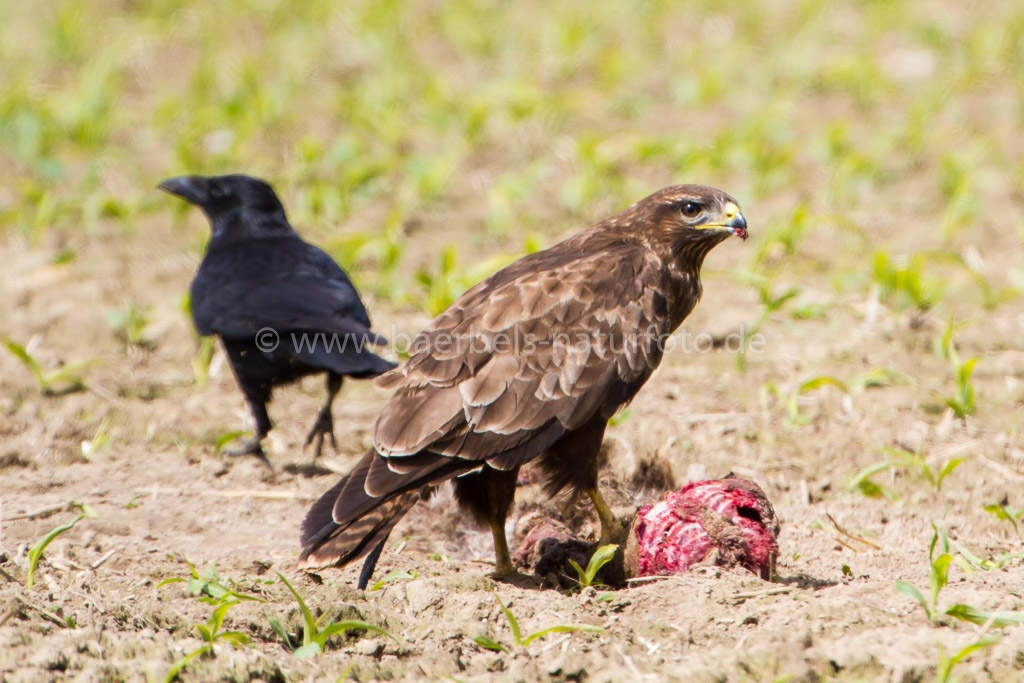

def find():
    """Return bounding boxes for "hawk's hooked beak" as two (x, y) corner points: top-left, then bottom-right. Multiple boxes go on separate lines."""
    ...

(722, 201), (748, 240)
(701, 202), (749, 240)
(725, 213), (748, 240)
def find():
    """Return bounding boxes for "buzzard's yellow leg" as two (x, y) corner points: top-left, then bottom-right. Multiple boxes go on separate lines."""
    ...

(587, 487), (619, 546)
(490, 519), (514, 577)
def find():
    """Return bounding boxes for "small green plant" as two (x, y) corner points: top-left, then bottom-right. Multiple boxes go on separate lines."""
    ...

(733, 271), (799, 371)
(569, 544), (618, 588)
(984, 503), (1022, 537)
(213, 430), (251, 455)
(26, 503), (97, 588)
(414, 244), (461, 317)
(473, 589), (604, 653)
(871, 250), (942, 312)
(157, 558), (265, 605)
(191, 337), (216, 386)
(80, 417), (111, 460)
(325, 207), (406, 300)
(894, 552), (952, 624)
(107, 302), (153, 348)
(272, 572), (396, 658)
(412, 240), (539, 317)
(2, 337), (98, 395)
(846, 447), (966, 501)
(607, 409), (632, 428)
(162, 599), (252, 683)
(762, 376), (848, 427)
(895, 526), (1024, 627)
(936, 634), (1003, 683)
(369, 568), (418, 591)
(934, 319), (979, 422)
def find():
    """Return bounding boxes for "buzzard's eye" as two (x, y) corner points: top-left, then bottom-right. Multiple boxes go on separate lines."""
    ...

(680, 201), (703, 218)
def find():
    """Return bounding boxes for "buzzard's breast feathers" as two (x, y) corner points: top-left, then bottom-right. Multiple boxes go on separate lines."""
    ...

(372, 241), (674, 466)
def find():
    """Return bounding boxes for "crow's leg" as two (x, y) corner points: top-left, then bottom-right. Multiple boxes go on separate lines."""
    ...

(225, 395), (273, 468)
(305, 373), (342, 460)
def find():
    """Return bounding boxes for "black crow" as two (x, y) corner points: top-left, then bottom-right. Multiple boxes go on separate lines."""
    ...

(160, 174), (395, 464)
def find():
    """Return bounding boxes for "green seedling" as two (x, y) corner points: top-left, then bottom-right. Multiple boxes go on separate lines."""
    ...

(936, 634), (1003, 683)
(569, 544), (618, 588)
(895, 525), (1024, 628)
(846, 447), (966, 501)
(369, 568), (418, 591)
(2, 337), (98, 395)
(325, 207), (405, 300)
(950, 252), (1020, 311)
(848, 368), (914, 392)
(894, 552), (952, 624)
(762, 376), (848, 427)
(213, 430), (251, 455)
(871, 249), (943, 312)
(473, 589), (604, 653)
(191, 337), (216, 387)
(751, 203), (812, 268)
(414, 244), (461, 317)
(157, 558), (264, 605)
(938, 155), (980, 241)
(162, 599), (251, 683)
(732, 270), (799, 371)
(983, 503), (1022, 537)
(180, 293), (216, 385)
(934, 318), (979, 422)
(607, 409), (632, 428)
(25, 503), (97, 588)
(80, 416), (111, 461)
(412, 242), (533, 317)
(273, 572), (396, 658)
(944, 534), (1024, 572)
(107, 302), (153, 348)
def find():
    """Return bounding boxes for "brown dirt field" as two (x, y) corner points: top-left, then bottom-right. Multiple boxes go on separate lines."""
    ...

(3, 200), (1024, 682)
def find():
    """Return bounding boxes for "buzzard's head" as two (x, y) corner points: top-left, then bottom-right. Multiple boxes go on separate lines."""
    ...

(647, 184), (748, 242)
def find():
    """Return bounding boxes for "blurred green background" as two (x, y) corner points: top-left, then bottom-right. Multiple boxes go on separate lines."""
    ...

(2, 0), (1022, 317)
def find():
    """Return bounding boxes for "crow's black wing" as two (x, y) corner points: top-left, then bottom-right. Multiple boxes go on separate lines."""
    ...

(191, 237), (381, 343)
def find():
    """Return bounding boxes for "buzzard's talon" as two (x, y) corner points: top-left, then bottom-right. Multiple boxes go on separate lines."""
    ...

(587, 486), (622, 546)
(488, 568), (541, 586)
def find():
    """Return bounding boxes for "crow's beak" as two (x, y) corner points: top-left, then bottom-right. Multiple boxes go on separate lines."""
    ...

(158, 176), (208, 205)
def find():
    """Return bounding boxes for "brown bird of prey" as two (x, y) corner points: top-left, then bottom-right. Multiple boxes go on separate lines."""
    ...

(300, 185), (748, 586)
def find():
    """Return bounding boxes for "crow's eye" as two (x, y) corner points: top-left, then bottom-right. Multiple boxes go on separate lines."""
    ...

(210, 187), (227, 199)
(680, 201), (703, 218)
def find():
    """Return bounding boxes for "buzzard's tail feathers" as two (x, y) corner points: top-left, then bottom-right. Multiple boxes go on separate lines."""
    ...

(299, 448), (458, 573)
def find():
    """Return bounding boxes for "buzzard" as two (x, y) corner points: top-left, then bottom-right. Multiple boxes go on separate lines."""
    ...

(300, 184), (747, 584)
(159, 174), (395, 463)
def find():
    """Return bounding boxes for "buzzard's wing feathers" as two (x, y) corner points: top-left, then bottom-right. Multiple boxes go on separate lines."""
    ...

(301, 239), (673, 569)
(374, 243), (666, 462)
